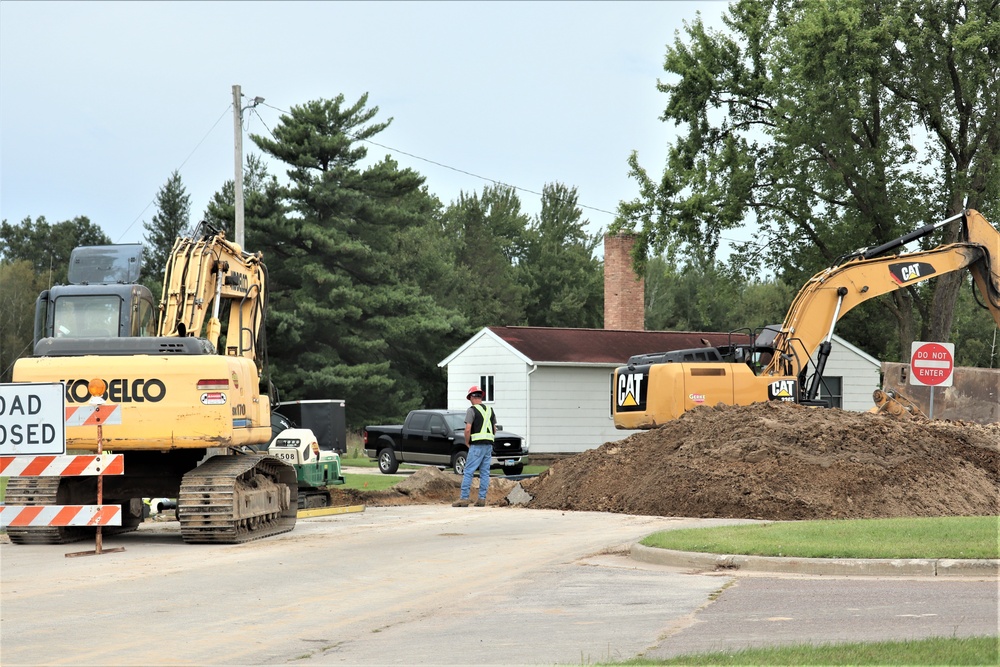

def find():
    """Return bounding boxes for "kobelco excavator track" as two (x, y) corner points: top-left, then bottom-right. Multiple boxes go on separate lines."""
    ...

(178, 454), (298, 544)
(4, 477), (140, 545)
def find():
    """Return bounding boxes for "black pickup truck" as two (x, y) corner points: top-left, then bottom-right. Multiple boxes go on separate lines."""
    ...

(363, 409), (529, 476)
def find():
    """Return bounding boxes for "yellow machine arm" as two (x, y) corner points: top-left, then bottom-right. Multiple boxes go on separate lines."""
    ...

(612, 209), (999, 430)
(765, 209), (1000, 385)
(158, 228), (268, 366)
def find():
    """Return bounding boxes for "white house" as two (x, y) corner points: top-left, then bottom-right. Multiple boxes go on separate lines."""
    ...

(439, 326), (882, 455)
(438, 234), (881, 456)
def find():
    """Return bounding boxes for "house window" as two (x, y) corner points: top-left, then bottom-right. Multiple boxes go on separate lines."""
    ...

(818, 376), (843, 409)
(479, 375), (495, 403)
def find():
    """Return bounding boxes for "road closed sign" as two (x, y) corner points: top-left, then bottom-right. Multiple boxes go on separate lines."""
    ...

(0, 383), (66, 455)
(909, 341), (955, 388)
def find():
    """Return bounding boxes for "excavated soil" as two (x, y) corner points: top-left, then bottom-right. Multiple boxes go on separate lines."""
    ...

(320, 467), (520, 508)
(522, 402), (1000, 520)
(336, 402), (998, 521)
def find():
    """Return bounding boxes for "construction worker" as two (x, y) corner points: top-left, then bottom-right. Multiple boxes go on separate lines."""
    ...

(453, 385), (496, 507)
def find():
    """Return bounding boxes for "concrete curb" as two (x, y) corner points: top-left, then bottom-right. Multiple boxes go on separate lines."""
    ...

(631, 544), (999, 577)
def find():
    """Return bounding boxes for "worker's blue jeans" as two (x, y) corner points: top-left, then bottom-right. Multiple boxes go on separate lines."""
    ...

(461, 443), (492, 500)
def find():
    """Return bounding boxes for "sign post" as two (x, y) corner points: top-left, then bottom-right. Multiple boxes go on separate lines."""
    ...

(66, 379), (123, 558)
(909, 341), (955, 418)
(0, 380), (126, 557)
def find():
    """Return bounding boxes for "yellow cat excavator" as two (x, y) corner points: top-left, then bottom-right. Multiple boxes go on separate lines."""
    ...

(613, 209), (1000, 429)
(9, 223), (298, 544)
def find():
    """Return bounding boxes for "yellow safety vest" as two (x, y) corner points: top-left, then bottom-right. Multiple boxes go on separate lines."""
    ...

(470, 404), (495, 443)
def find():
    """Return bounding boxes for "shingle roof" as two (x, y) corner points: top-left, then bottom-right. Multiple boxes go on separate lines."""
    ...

(487, 326), (750, 365)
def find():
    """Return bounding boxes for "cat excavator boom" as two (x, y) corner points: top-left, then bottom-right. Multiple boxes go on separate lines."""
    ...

(613, 209), (1000, 429)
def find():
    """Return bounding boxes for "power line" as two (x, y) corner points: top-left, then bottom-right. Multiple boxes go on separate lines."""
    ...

(114, 104), (233, 243)
(257, 101), (619, 218)
(247, 107), (758, 251)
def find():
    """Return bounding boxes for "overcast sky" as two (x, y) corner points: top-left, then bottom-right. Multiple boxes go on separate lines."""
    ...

(1, 1), (730, 252)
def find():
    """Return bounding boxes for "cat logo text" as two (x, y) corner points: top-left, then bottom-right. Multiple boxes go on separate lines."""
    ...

(616, 371), (647, 412)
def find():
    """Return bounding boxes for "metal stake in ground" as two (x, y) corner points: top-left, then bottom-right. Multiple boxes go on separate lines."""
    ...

(66, 379), (125, 558)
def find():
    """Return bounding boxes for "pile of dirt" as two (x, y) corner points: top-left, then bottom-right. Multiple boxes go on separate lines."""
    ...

(322, 466), (518, 507)
(521, 402), (999, 521)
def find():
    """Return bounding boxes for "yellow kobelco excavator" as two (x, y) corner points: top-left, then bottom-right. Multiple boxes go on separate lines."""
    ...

(9, 223), (312, 544)
(613, 209), (1000, 429)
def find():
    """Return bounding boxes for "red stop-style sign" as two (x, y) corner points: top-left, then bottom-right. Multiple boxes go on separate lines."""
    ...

(910, 341), (955, 387)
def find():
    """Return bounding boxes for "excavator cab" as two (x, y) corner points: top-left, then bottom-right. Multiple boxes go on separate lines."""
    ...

(32, 244), (157, 348)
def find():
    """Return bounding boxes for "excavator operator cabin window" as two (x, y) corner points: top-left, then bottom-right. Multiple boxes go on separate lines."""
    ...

(137, 297), (156, 336)
(53, 296), (120, 338)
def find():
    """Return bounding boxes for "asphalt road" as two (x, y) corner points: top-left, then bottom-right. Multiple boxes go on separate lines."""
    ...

(1, 506), (995, 666)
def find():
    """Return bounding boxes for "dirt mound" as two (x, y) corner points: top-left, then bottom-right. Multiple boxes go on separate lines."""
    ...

(521, 402), (999, 520)
(323, 467), (518, 507)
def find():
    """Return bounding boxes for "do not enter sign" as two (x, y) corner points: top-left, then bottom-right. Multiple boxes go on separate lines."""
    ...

(910, 341), (955, 387)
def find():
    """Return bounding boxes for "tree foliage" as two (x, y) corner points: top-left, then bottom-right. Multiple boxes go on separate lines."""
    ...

(0, 215), (111, 285)
(0, 261), (48, 382)
(142, 170), (191, 289)
(440, 184), (530, 328)
(644, 255), (794, 333)
(520, 183), (604, 328)
(615, 0), (1000, 362)
(248, 94), (464, 425)
(203, 154), (285, 236)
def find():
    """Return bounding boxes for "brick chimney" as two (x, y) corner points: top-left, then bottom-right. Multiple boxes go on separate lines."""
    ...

(603, 233), (644, 330)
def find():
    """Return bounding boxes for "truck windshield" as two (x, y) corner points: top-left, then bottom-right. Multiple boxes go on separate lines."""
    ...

(54, 296), (121, 338)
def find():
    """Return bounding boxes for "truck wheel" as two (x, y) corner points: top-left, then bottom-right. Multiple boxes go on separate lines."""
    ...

(378, 448), (399, 474)
(451, 451), (467, 476)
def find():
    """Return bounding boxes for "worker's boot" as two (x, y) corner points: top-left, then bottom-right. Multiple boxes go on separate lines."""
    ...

(452, 499), (470, 507)
(475, 499), (486, 507)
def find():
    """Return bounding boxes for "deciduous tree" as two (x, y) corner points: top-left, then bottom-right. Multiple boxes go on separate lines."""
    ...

(616, 0), (999, 363)
(0, 215), (110, 285)
(0, 261), (48, 382)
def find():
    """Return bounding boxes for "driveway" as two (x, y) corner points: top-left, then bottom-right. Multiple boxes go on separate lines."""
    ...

(1, 506), (994, 666)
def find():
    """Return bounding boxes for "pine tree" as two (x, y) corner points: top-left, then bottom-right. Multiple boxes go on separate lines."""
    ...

(249, 94), (460, 426)
(520, 183), (603, 328)
(441, 185), (530, 328)
(143, 170), (190, 283)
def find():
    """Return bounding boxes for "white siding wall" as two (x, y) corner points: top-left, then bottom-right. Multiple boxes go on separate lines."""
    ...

(822, 341), (881, 411)
(445, 335), (529, 437)
(528, 366), (640, 454)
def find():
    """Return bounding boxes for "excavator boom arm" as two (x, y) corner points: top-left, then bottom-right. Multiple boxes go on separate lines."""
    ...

(157, 231), (267, 365)
(765, 209), (1000, 378)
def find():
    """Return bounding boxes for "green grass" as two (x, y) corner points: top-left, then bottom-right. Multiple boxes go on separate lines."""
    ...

(606, 635), (998, 666)
(641, 516), (1000, 559)
(339, 473), (402, 491)
(340, 455), (378, 468)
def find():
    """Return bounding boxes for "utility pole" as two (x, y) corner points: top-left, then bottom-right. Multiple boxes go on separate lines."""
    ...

(232, 84), (245, 248)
